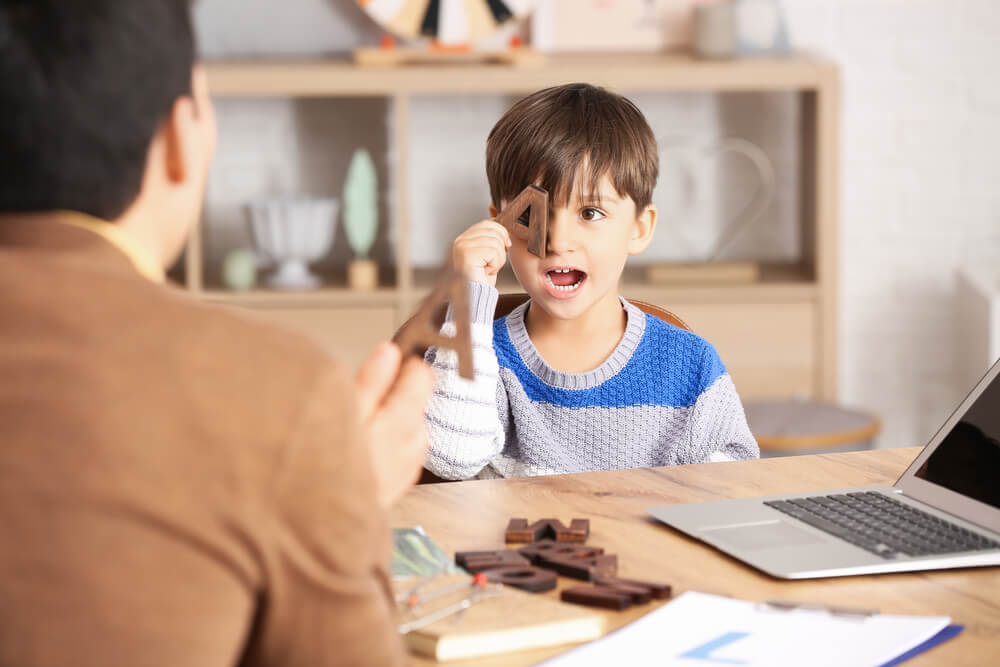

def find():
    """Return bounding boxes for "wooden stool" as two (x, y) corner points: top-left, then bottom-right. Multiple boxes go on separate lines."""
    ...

(743, 399), (881, 457)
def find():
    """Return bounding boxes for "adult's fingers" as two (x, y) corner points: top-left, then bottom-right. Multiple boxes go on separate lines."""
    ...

(354, 342), (402, 422)
(377, 357), (435, 424)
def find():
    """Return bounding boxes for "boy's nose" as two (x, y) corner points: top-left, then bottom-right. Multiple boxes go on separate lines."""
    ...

(545, 212), (577, 256)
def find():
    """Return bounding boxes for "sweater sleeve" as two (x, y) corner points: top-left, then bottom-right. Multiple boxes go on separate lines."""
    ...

(685, 343), (760, 463)
(423, 281), (506, 480)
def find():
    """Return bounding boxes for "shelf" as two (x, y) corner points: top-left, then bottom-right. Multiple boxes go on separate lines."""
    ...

(199, 287), (399, 308)
(205, 53), (836, 97)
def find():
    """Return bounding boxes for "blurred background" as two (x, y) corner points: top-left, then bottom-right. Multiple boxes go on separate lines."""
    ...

(184, 0), (1000, 454)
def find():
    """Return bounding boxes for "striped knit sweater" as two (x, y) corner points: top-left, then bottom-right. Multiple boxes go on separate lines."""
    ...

(425, 282), (759, 479)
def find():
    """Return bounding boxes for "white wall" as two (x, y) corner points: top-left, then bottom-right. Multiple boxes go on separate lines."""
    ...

(784, 0), (1000, 448)
(193, 0), (1000, 449)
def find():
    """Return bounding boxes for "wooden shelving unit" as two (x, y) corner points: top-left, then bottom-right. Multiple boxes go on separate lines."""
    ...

(190, 54), (840, 400)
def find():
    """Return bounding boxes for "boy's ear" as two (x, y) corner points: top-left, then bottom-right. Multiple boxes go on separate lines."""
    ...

(489, 203), (498, 218)
(627, 204), (657, 255)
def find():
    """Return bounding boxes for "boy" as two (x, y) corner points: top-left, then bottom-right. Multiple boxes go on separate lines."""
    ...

(425, 83), (759, 480)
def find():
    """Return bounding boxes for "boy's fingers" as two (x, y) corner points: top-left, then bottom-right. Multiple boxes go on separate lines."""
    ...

(484, 219), (513, 244)
(487, 220), (513, 245)
(453, 220), (510, 284)
(461, 240), (507, 259)
(455, 236), (505, 251)
(455, 240), (508, 271)
(458, 228), (510, 246)
(355, 342), (402, 422)
(468, 220), (511, 237)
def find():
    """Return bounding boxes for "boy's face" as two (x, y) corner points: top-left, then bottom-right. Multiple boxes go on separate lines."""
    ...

(499, 173), (657, 322)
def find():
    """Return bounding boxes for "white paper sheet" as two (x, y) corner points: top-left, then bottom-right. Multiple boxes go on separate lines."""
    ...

(543, 592), (951, 667)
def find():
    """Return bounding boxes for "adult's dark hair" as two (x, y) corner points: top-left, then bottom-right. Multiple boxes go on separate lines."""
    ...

(0, 0), (195, 221)
(486, 83), (659, 213)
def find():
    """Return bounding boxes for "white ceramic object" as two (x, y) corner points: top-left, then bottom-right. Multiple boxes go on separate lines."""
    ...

(247, 197), (338, 290)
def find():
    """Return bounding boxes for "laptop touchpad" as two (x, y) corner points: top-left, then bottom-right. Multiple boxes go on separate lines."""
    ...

(703, 521), (829, 550)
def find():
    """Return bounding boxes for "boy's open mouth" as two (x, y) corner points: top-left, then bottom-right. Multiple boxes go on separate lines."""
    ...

(544, 268), (587, 294)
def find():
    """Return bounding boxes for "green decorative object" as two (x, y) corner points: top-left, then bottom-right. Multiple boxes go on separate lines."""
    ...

(342, 148), (378, 260)
(221, 248), (257, 291)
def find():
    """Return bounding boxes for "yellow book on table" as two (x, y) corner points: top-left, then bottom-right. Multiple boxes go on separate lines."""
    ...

(398, 576), (604, 662)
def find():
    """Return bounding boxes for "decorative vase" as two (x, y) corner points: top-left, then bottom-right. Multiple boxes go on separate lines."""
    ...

(343, 149), (380, 291)
(247, 197), (338, 290)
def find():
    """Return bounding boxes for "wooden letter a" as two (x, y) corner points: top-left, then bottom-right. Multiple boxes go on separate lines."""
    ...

(495, 185), (549, 258)
(394, 273), (475, 380)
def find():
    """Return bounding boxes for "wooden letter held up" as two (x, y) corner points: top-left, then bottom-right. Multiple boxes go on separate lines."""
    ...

(394, 272), (474, 380)
(495, 185), (549, 258)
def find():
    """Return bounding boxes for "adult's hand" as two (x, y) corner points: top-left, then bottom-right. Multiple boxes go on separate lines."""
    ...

(356, 342), (435, 508)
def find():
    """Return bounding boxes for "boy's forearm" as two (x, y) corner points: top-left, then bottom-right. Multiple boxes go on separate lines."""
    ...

(424, 282), (505, 480)
(688, 374), (761, 462)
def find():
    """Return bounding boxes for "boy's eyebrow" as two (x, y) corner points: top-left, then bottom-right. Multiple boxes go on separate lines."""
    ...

(577, 192), (622, 205)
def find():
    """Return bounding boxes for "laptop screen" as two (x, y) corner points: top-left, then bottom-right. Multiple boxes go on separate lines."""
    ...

(913, 368), (1000, 509)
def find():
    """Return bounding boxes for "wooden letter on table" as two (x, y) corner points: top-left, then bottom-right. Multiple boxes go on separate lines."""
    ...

(455, 549), (531, 573)
(518, 540), (602, 564)
(538, 553), (618, 581)
(506, 518), (590, 543)
(394, 272), (474, 380)
(561, 576), (673, 611)
(561, 586), (634, 611)
(495, 185), (549, 258)
(480, 566), (558, 593)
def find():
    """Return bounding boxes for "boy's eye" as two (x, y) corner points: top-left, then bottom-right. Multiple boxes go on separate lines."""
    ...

(581, 207), (606, 222)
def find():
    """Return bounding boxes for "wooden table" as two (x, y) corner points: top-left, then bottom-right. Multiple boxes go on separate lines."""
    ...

(391, 448), (1000, 666)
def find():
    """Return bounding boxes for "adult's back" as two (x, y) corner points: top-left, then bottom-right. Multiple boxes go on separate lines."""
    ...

(0, 1), (429, 664)
(0, 217), (408, 666)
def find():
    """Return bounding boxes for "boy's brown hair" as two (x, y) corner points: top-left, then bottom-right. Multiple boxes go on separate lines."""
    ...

(486, 83), (658, 214)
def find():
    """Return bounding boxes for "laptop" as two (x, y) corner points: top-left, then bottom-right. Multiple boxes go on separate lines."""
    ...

(647, 358), (1000, 579)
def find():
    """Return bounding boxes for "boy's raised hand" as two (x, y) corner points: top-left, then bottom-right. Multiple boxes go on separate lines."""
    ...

(451, 220), (512, 287)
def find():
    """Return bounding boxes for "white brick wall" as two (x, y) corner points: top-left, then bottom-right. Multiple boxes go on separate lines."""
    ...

(194, 0), (1000, 449)
(784, 0), (1000, 448)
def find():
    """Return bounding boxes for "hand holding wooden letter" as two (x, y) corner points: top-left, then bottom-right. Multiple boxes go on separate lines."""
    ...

(394, 272), (475, 380)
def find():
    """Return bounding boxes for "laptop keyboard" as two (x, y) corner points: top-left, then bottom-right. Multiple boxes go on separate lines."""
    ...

(765, 492), (1000, 560)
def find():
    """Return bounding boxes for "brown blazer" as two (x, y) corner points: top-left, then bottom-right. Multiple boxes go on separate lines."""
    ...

(0, 217), (407, 666)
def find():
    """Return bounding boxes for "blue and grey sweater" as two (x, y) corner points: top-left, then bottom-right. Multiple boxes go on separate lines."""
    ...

(425, 282), (759, 479)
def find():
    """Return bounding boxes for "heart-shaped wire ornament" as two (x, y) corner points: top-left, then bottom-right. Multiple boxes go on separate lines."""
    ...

(656, 137), (776, 262)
